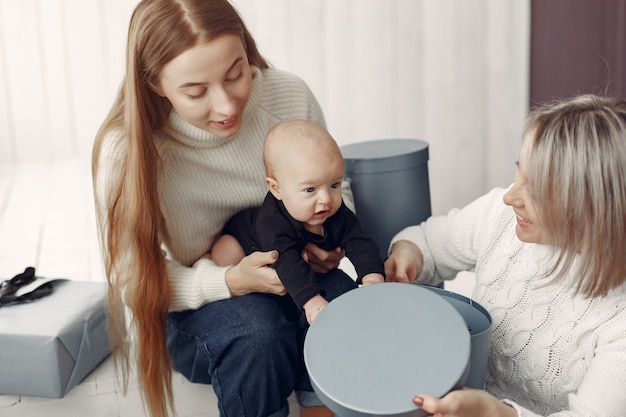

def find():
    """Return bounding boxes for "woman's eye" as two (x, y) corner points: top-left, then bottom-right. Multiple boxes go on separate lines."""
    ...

(186, 90), (206, 100)
(304, 187), (315, 193)
(226, 71), (243, 83)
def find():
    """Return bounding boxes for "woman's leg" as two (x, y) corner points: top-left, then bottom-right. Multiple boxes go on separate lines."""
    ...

(296, 268), (358, 412)
(167, 293), (298, 417)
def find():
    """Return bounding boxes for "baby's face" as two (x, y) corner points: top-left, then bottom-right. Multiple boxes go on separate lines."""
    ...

(272, 151), (344, 233)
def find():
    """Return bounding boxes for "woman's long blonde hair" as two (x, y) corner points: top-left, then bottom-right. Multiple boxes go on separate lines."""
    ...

(92, 1), (268, 416)
(524, 94), (626, 298)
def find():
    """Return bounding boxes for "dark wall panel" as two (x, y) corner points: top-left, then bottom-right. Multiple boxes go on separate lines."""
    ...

(531, 0), (625, 106)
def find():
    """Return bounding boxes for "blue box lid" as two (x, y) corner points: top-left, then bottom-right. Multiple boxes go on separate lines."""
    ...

(304, 283), (470, 417)
(341, 139), (429, 174)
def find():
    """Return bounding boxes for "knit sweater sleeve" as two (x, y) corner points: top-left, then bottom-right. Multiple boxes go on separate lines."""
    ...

(390, 187), (509, 286)
(93, 130), (231, 310)
(501, 321), (626, 417)
(165, 257), (232, 310)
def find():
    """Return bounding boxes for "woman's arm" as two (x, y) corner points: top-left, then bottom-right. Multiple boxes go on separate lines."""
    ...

(413, 389), (517, 417)
(386, 188), (511, 286)
(166, 250), (286, 311)
(384, 240), (423, 283)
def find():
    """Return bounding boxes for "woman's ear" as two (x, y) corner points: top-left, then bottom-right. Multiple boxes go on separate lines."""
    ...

(149, 80), (166, 97)
(266, 177), (281, 199)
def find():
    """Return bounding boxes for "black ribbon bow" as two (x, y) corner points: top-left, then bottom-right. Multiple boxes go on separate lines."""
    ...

(0, 267), (54, 307)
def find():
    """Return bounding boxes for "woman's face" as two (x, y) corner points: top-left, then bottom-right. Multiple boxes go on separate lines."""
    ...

(502, 136), (549, 244)
(155, 34), (252, 137)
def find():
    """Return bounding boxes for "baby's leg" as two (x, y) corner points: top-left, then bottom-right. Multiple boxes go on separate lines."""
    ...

(211, 234), (246, 266)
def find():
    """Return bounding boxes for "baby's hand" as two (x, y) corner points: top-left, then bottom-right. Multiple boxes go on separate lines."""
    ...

(361, 273), (385, 286)
(303, 294), (329, 325)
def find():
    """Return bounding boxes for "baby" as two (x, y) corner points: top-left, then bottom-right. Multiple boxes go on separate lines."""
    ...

(211, 120), (385, 324)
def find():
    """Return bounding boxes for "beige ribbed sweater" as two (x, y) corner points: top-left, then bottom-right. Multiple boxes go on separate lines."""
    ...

(96, 67), (328, 311)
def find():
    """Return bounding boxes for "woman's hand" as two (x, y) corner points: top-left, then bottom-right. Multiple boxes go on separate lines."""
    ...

(412, 388), (517, 417)
(384, 240), (423, 283)
(225, 250), (287, 296)
(302, 243), (345, 273)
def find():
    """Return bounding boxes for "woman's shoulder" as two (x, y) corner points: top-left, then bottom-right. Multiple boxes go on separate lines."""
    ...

(96, 128), (127, 166)
(257, 67), (310, 90)
(253, 67), (324, 125)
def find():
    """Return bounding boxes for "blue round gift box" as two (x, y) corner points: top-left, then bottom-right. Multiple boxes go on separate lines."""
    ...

(304, 283), (474, 417)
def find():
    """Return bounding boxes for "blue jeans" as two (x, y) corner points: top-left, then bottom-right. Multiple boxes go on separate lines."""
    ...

(167, 269), (357, 417)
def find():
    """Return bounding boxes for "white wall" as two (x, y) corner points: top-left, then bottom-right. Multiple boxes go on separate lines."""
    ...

(0, 0), (530, 215)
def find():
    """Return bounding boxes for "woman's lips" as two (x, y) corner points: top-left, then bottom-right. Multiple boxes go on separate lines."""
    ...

(212, 116), (237, 129)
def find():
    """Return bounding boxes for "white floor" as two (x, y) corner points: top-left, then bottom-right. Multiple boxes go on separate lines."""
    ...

(0, 158), (475, 417)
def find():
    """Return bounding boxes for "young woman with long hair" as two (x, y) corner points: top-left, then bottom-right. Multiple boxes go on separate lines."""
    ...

(92, 1), (352, 416)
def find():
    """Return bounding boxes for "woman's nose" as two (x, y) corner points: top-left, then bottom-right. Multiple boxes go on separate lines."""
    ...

(210, 86), (237, 116)
(503, 185), (521, 207)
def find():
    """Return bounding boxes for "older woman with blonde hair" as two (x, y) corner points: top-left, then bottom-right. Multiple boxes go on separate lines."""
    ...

(386, 94), (626, 417)
(92, 1), (352, 416)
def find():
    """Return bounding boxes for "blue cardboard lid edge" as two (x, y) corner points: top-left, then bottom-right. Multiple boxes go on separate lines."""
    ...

(341, 139), (429, 174)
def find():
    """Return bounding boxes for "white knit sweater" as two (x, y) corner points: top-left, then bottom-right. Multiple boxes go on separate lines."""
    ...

(96, 67), (329, 311)
(391, 187), (626, 417)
